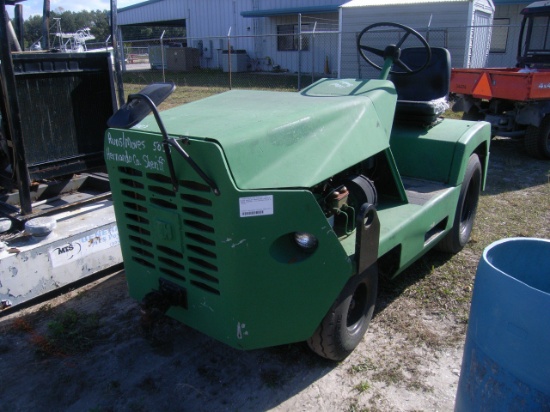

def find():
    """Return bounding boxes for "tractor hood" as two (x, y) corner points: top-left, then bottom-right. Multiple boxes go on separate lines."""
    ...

(135, 79), (396, 189)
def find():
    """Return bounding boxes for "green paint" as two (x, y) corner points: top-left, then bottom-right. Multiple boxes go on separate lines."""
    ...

(105, 77), (491, 350)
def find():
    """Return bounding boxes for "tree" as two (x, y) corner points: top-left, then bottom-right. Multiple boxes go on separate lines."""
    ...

(23, 15), (42, 48)
(22, 8), (185, 50)
(23, 9), (110, 50)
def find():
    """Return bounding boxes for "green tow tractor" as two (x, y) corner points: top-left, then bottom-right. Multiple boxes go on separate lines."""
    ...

(105, 23), (490, 360)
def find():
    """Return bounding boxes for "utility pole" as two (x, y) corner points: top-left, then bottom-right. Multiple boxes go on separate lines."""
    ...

(41, 0), (50, 50)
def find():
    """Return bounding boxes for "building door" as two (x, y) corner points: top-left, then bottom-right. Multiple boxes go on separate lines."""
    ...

(469, 10), (493, 68)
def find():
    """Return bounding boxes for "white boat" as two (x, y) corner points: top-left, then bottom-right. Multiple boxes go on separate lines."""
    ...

(31, 19), (98, 53)
(54, 27), (95, 52)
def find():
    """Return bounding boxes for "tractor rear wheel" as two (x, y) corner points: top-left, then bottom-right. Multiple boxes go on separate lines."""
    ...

(307, 267), (378, 361)
(437, 153), (482, 254)
(525, 117), (550, 159)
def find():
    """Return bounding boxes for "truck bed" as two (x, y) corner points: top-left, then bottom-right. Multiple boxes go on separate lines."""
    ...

(451, 67), (550, 101)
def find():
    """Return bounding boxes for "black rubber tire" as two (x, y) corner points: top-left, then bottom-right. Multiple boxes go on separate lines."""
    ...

(307, 268), (378, 361)
(524, 117), (550, 159)
(437, 154), (482, 254)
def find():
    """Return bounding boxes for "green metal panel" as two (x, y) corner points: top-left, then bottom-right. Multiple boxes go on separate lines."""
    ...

(449, 120), (491, 188)
(135, 79), (396, 191)
(378, 186), (460, 271)
(390, 122), (460, 182)
(105, 128), (353, 349)
(106, 76), (492, 352)
(390, 119), (491, 185)
(383, 118), (490, 275)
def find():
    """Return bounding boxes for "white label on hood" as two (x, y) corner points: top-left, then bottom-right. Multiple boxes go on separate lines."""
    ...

(239, 195), (273, 217)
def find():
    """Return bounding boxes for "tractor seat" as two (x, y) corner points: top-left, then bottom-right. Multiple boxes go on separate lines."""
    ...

(390, 47), (451, 126)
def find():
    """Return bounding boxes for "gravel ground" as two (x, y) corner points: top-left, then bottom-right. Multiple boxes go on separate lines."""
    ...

(1, 134), (548, 411)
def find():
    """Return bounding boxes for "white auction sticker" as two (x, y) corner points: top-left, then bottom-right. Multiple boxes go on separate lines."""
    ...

(239, 195), (274, 217)
(49, 227), (120, 268)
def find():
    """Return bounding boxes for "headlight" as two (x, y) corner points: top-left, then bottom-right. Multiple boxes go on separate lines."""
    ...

(294, 232), (318, 251)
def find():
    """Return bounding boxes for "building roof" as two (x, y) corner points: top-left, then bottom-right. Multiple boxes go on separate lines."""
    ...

(342, 0), (470, 6)
(341, 0), (524, 5)
(491, 0), (532, 3)
(118, 0), (163, 13)
(241, 4), (342, 17)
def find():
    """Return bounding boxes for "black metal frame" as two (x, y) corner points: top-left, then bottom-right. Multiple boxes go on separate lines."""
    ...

(0, 0), (124, 225)
(0, 0), (31, 213)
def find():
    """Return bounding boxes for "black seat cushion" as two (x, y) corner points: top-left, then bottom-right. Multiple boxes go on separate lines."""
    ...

(390, 47), (451, 125)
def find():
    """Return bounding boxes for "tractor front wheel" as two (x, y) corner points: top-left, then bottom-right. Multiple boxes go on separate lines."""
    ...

(307, 267), (378, 361)
(437, 153), (482, 254)
(525, 117), (550, 159)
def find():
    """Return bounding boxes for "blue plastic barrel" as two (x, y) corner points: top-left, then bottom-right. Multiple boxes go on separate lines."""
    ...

(455, 237), (550, 411)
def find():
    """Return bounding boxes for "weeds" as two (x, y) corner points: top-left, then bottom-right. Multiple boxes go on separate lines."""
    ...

(2, 86), (547, 411)
(349, 358), (376, 375)
(371, 363), (405, 386)
(347, 401), (366, 412)
(345, 135), (549, 406)
(46, 309), (100, 354)
(354, 381), (371, 393)
(11, 309), (100, 357)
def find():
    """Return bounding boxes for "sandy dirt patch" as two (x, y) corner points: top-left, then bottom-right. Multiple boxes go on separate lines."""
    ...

(1, 136), (548, 411)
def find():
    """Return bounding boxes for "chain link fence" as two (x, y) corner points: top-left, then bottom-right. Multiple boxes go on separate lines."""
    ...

(487, 23), (521, 67)
(117, 22), (519, 91)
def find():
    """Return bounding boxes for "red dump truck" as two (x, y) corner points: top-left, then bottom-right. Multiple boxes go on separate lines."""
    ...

(451, 1), (550, 159)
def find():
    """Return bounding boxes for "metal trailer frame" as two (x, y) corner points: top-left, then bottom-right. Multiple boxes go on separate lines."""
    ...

(0, 0), (126, 311)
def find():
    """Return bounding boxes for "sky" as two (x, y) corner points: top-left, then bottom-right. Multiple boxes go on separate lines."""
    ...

(8, 0), (144, 19)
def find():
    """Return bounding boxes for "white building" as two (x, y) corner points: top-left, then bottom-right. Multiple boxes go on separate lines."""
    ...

(118, 0), (501, 76)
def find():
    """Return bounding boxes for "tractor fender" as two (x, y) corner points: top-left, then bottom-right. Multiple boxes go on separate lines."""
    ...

(449, 120), (491, 190)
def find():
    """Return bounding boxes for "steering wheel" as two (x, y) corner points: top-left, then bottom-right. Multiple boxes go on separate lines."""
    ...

(357, 22), (431, 76)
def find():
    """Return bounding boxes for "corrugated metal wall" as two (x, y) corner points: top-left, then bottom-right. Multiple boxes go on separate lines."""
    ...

(118, 0), (497, 75)
(118, 0), (344, 71)
(255, 12), (339, 76)
(118, 0), (344, 35)
(340, 0), (494, 77)
(119, 0), (254, 69)
(118, 0), (187, 26)
(187, 0), (254, 69)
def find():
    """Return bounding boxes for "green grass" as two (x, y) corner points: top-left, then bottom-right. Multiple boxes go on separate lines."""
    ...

(354, 381), (371, 393)
(45, 309), (100, 354)
(349, 358), (376, 375)
(121, 69), (320, 109)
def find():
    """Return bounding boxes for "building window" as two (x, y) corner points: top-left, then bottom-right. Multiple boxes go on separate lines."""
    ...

(277, 24), (310, 51)
(490, 18), (510, 53)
